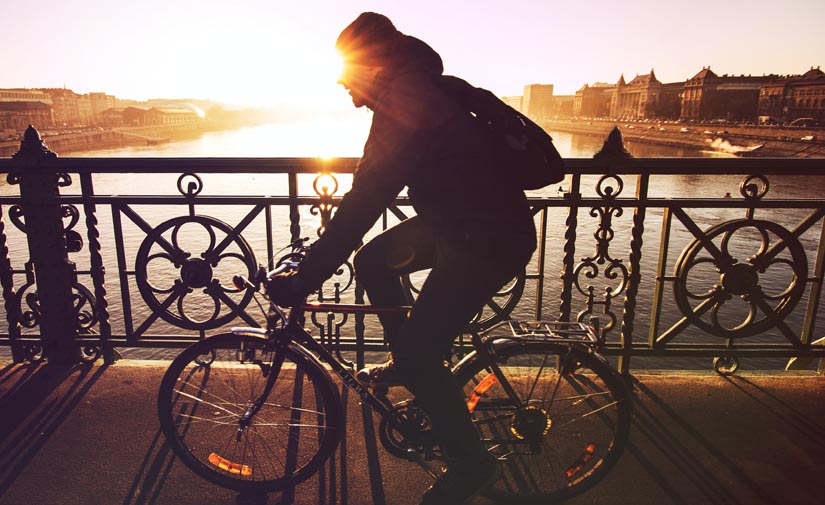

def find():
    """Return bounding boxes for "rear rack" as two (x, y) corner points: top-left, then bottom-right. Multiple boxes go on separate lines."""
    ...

(481, 320), (602, 346)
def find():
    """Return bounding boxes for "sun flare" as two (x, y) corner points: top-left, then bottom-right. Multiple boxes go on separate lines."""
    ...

(210, 44), (347, 109)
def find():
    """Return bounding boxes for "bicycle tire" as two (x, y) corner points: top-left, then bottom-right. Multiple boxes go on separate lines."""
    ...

(453, 341), (631, 503)
(157, 332), (342, 493)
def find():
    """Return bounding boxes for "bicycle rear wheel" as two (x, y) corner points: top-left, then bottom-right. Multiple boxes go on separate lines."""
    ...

(157, 333), (342, 493)
(454, 342), (631, 503)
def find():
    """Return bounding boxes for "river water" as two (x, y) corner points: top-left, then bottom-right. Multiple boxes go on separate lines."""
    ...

(64, 119), (718, 159)
(2, 121), (822, 370)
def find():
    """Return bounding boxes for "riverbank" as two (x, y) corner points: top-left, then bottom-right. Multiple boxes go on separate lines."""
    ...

(542, 119), (825, 158)
(0, 119), (269, 157)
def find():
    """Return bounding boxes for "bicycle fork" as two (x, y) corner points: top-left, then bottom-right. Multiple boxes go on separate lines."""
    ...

(235, 343), (287, 440)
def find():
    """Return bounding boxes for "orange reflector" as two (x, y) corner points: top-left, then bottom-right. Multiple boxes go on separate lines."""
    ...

(466, 374), (498, 413)
(564, 443), (597, 479)
(208, 453), (253, 476)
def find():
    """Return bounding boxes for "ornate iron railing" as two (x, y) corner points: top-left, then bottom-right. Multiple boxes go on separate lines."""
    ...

(1, 126), (824, 374)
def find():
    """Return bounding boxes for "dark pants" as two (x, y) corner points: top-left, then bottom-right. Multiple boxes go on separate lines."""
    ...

(353, 216), (528, 460)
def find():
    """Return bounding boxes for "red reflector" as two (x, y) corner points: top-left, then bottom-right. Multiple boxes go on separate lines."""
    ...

(466, 374), (498, 413)
(564, 443), (597, 479)
(208, 452), (252, 476)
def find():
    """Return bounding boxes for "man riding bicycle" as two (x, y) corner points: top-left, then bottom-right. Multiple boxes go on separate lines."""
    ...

(267, 12), (545, 504)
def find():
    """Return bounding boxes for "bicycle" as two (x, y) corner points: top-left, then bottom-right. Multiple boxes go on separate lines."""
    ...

(157, 244), (632, 503)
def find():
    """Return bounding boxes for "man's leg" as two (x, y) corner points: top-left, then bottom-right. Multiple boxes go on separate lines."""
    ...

(352, 216), (435, 345)
(391, 239), (523, 461)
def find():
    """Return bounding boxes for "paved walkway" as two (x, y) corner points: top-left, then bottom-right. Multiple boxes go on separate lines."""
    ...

(0, 360), (823, 505)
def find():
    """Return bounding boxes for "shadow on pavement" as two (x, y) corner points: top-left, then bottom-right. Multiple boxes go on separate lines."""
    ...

(123, 383), (393, 505)
(0, 362), (107, 495)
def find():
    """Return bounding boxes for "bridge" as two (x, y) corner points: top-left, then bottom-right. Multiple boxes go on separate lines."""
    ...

(0, 125), (823, 504)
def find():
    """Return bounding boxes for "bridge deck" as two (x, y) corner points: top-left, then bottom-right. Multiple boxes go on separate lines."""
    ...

(0, 361), (822, 505)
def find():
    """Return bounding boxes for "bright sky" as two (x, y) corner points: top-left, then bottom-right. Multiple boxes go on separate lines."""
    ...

(2, 0), (823, 113)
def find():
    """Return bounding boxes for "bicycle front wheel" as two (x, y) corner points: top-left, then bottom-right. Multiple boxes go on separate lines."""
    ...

(455, 342), (631, 503)
(157, 333), (342, 493)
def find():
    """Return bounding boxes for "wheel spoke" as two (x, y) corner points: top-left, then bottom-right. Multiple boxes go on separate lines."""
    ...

(158, 334), (340, 491)
(459, 342), (630, 502)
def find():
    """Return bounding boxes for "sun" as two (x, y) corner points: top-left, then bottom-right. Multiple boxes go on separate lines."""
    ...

(288, 47), (346, 104)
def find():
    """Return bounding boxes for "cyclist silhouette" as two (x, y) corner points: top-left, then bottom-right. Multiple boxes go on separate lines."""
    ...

(267, 12), (541, 503)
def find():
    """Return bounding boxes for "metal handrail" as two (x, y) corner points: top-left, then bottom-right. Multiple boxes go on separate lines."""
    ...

(0, 126), (823, 374)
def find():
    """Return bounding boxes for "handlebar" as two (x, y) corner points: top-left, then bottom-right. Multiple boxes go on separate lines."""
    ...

(232, 261), (299, 293)
(232, 238), (309, 294)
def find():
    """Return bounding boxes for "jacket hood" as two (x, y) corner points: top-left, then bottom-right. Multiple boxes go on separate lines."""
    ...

(383, 34), (444, 78)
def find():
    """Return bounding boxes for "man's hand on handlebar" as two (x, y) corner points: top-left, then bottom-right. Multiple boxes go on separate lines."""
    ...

(266, 270), (306, 308)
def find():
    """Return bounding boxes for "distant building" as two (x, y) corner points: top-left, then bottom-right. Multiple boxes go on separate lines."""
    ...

(122, 106), (150, 126)
(89, 92), (116, 124)
(681, 67), (771, 122)
(657, 82), (684, 119)
(99, 108), (125, 127)
(41, 88), (81, 127)
(0, 89), (53, 104)
(78, 94), (94, 125)
(574, 83), (614, 118)
(146, 107), (200, 125)
(549, 95), (574, 117)
(0, 101), (53, 131)
(0, 87), (211, 131)
(522, 84), (554, 119)
(611, 71), (662, 119)
(0, 89), (54, 131)
(121, 106), (200, 126)
(758, 67), (825, 124)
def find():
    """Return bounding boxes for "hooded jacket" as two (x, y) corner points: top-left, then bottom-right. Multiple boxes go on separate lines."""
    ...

(297, 35), (537, 292)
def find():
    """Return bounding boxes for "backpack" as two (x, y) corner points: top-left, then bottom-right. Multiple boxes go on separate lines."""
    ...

(436, 75), (565, 190)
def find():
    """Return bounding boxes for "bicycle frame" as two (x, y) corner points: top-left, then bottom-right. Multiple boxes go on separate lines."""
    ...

(234, 260), (611, 470)
(232, 301), (425, 454)
(280, 312), (399, 422)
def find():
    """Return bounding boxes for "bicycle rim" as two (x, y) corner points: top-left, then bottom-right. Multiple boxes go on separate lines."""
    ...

(456, 342), (631, 503)
(157, 333), (342, 493)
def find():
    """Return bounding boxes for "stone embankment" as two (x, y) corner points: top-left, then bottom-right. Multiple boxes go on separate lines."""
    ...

(0, 128), (128, 157)
(0, 120), (255, 157)
(543, 119), (825, 158)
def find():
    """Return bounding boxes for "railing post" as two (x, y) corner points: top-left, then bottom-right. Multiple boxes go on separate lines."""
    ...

(593, 127), (637, 375)
(9, 125), (80, 364)
(559, 175), (580, 322)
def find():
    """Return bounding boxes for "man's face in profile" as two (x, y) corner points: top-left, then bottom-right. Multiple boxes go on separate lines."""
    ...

(338, 63), (382, 109)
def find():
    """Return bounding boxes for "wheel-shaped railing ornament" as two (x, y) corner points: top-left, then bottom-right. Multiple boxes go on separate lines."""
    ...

(468, 272), (526, 331)
(135, 216), (257, 330)
(673, 219), (807, 339)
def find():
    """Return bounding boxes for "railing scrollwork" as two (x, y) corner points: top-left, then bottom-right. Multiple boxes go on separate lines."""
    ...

(573, 174), (630, 336)
(0, 125), (823, 374)
(134, 215), (257, 332)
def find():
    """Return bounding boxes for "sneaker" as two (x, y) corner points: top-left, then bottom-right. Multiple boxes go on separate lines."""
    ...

(420, 452), (502, 504)
(356, 355), (401, 387)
